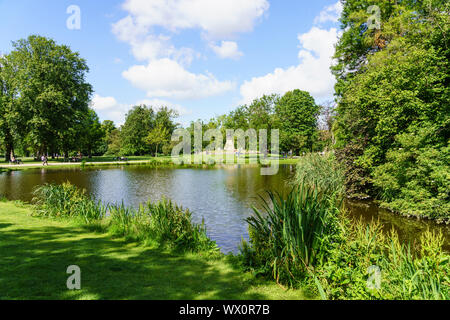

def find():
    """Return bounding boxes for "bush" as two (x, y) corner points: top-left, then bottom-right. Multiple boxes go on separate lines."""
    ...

(109, 199), (217, 252)
(372, 124), (450, 219)
(313, 219), (450, 300)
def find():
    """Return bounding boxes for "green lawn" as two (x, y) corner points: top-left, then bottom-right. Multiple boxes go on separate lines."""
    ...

(0, 202), (308, 300)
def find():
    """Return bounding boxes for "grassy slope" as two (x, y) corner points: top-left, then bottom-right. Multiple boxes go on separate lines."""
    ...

(0, 202), (308, 300)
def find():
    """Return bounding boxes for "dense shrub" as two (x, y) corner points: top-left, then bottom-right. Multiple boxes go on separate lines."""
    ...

(312, 219), (450, 300)
(109, 199), (217, 252)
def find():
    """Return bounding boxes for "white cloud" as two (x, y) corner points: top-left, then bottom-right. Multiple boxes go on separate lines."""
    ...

(117, 0), (269, 39)
(314, 1), (343, 25)
(91, 94), (131, 125)
(113, 0), (259, 100)
(123, 58), (235, 100)
(210, 41), (243, 59)
(239, 25), (341, 105)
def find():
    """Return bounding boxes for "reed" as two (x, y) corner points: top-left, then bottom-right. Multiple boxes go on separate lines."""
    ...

(32, 183), (217, 252)
(32, 183), (106, 222)
(243, 184), (342, 285)
(295, 152), (345, 197)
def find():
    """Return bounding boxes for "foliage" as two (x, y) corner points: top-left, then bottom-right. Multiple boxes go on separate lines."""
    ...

(372, 124), (449, 219)
(241, 184), (342, 286)
(274, 90), (320, 153)
(312, 219), (450, 300)
(295, 152), (345, 198)
(120, 105), (178, 156)
(32, 183), (217, 253)
(32, 182), (106, 223)
(332, 1), (450, 216)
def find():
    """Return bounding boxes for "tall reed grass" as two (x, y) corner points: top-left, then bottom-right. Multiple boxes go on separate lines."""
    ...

(241, 152), (449, 299)
(241, 184), (342, 286)
(295, 152), (345, 197)
(32, 183), (217, 252)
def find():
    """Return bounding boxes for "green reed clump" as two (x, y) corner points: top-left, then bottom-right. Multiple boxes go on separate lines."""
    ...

(240, 184), (342, 286)
(295, 152), (345, 197)
(311, 219), (450, 300)
(33, 182), (217, 253)
(108, 199), (217, 252)
(32, 183), (106, 223)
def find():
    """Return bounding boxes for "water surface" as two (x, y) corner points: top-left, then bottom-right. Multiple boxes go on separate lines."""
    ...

(1, 165), (448, 253)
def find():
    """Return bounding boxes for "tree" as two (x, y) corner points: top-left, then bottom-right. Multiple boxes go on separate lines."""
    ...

(146, 123), (169, 157)
(332, 1), (450, 214)
(275, 90), (320, 154)
(120, 105), (155, 156)
(8, 35), (92, 157)
(80, 109), (105, 158)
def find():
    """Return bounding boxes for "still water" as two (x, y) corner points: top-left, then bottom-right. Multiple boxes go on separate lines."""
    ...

(1, 165), (448, 253)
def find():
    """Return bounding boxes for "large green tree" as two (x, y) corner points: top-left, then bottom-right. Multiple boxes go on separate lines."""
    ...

(8, 35), (93, 157)
(120, 105), (155, 156)
(275, 90), (320, 154)
(333, 1), (449, 216)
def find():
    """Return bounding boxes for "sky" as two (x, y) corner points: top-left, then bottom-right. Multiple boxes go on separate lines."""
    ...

(0, 0), (343, 127)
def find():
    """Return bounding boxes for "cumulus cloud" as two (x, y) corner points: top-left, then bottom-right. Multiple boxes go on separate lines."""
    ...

(117, 0), (269, 39)
(122, 58), (235, 100)
(314, 1), (343, 25)
(112, 0), (260, 100)
(239, 24), (342, 104)
(91, 94), (131, 125)
(210, 41), (243, 59)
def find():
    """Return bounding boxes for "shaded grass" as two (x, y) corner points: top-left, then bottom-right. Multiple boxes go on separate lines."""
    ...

(0, 202), (308, 300)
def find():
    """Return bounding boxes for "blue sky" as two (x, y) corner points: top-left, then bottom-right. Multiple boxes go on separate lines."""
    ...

(0, 0), (343, 126)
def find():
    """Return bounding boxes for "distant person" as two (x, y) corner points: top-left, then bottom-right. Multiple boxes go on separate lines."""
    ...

(42, 155), (48, 166)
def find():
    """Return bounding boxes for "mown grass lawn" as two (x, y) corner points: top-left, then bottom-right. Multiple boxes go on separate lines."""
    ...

(0, 202), (308, 300)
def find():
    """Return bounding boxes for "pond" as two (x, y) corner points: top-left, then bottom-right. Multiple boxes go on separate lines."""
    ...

(1, 165), (449, 253)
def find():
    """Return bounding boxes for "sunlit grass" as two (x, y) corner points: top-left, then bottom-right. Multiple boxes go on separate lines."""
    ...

(0, 201), (309, 300)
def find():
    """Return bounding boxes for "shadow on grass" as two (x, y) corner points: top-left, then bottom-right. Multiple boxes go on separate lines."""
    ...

(0, 222), (269, 300)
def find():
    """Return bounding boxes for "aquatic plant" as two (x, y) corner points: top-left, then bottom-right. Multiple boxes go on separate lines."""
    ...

(242, 184), (342, 286)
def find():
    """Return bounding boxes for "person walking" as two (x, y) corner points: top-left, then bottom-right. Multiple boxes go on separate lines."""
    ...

(42, 155), (48, 166)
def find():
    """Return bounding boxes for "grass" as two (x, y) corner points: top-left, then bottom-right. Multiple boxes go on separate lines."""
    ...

(0, 201), (309, 300)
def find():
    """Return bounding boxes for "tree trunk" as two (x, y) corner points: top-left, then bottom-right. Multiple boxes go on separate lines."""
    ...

(4, 132), (13, 162)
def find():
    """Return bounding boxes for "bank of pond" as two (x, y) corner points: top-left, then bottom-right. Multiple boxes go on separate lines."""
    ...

(0, 164), (448, 300)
